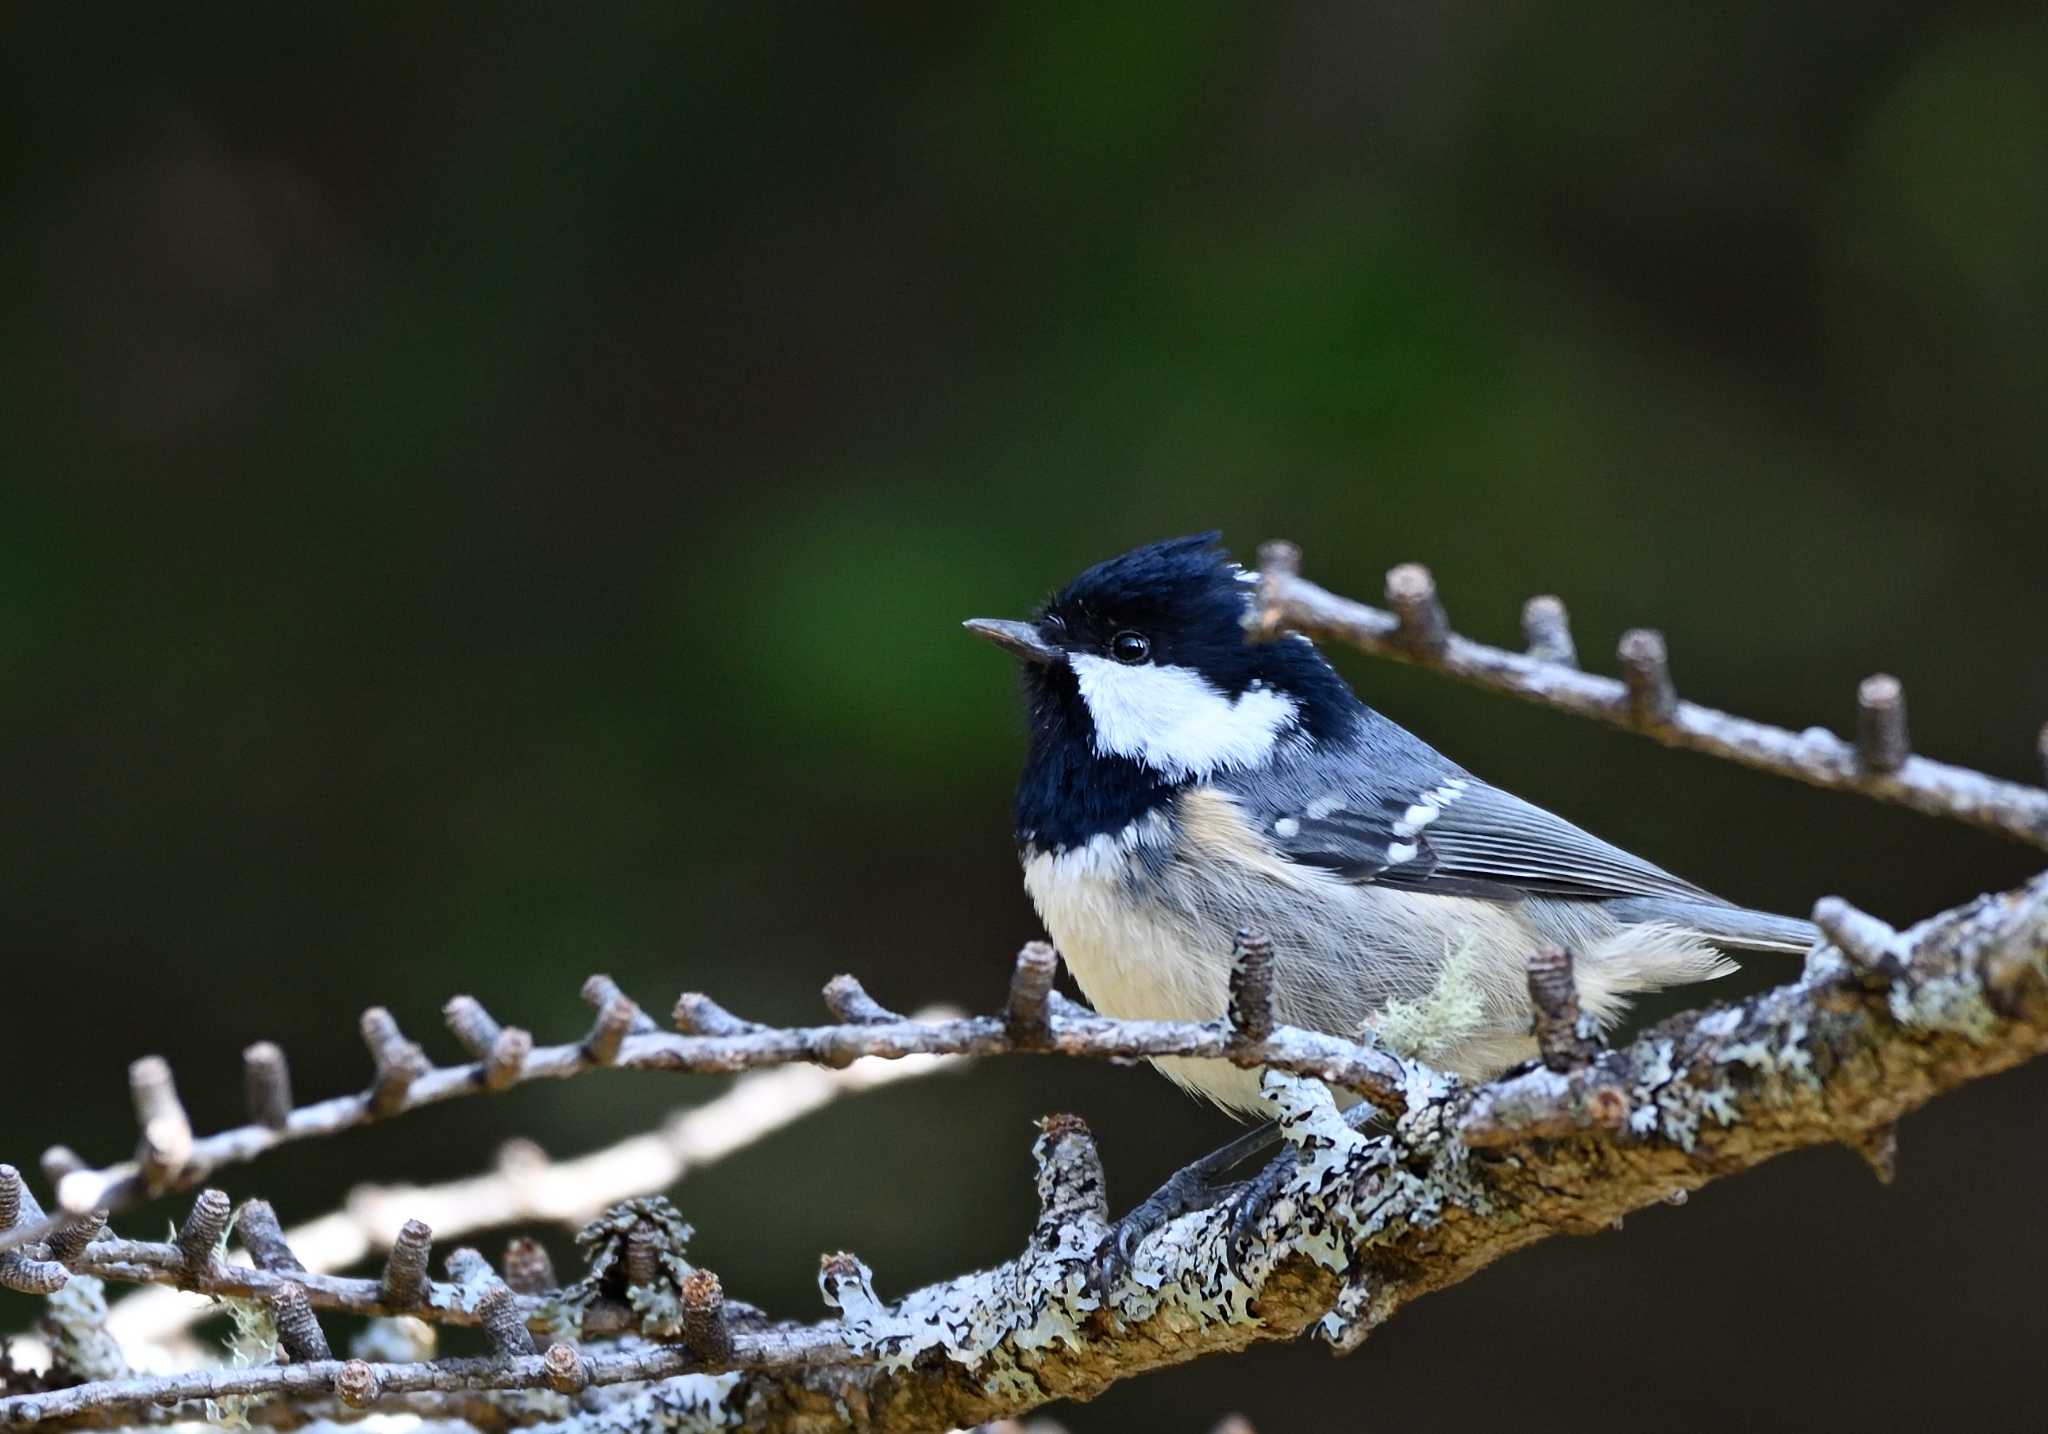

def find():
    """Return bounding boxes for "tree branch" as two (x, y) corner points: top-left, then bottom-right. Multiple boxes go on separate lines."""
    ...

(9, 870), (2044, 1430)
(8, 544), (2048, 1432)
(681, 868), (2048, 1432)
(94, 1037), (965, 1359)
(4, 964), (1407, 1258)
(1250, 543), (2048, 849)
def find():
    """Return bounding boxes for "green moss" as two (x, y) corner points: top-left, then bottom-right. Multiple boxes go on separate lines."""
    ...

(1369, 938), (1491, 1065)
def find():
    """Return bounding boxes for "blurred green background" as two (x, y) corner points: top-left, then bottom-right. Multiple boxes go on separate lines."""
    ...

(4, 4), (2046, 1429)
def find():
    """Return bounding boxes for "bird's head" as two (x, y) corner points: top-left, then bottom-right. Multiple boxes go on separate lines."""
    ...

(966, 535), (1361, 842)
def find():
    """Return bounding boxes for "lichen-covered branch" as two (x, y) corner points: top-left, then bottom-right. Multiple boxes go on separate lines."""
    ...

(96, 1043), (966, 1358)
(662, 868), (2048, 1432)
(0, 1331), (840, 1428)
(8, 542), (2048, 1431)
(10, 871), (2044, 1432)
(1250, 543), (2048, 850)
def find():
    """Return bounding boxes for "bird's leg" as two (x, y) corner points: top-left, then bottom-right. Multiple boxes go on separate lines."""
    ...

(1092, 1119), (1283, 1293)
(1224, 1100), (1384, 1272)
(1223, 1147), (1297, 1267)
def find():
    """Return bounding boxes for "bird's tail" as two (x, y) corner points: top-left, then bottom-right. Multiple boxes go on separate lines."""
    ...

(1606, 896), (1817, 956)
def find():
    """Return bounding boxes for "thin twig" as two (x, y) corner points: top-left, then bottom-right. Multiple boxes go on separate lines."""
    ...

(96, 1035), (966, 1354)
(1857, 674), (1911, 774)
(0, 1327), (849, 1427)
(59, 1233), (641, 1340)
(9, 983), (1407, 1256)
(1253, 557), (2048, 849)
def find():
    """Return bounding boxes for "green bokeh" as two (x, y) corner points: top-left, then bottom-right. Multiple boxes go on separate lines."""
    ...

(3, 7), (2044, 1431)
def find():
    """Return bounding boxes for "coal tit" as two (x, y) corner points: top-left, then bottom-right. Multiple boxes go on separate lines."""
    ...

(967, 534), (1813, 1113)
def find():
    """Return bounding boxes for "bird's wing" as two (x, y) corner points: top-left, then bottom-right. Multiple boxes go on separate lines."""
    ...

(1248, 772), (1719, 905)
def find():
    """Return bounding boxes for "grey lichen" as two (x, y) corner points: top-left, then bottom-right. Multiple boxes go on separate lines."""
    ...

(1889, 973), (2001, 1041)
(37, 1277), (126, 1384)
(825, 1068), (1494, 1391)
(566, 1198), (700, 1338)
(822, 1119), (1106, 1403)
(528, 1373), (742, 1433)
(204, 1291), (279, 1430)
(1109, 1072), (1491, 1351)
(348, 1316), (436, 1364)
(1367, 938), (1491, 1066)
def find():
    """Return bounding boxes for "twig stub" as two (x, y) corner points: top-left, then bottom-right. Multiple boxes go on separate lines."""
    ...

(1032, 1113), (1108, 1229)
(267, 1281), (331, 1362)
(234, 1199), (305, 1274)
(542, 1342), (588, 1394)
(1226, 929), (1277, 1046)
(1812, 896), (1904, 982)
(44, 1209), (106, 1265)
(1521, 594), (1578, 667)
(1856, 674), (1911, 774)
(484, 1027), (532, 1089)
(443, 995), (504, 1059)
(1253, 540), (1302, 638)
(1617, 629), (1677, 727)
(1004, 942), (1059, 1046)
(1525, 944), (1597, 1073)
(381, 1219), (433, 1308)
(175, 1189), (231, 1276)
(1385, 563), (1449, 655)
(822, 974), (900, 1025)
(475, 1282), (537, 1357)
(680, 1269), (733, 1362)
(242, 1042), (294, 1132)
(359, 1009), (430, 1118)
(38, 1146), (84, 1188)
(334, 1359), (381, 1409)
(502, 1236), (557, 1295)
(581, 975), (655, 1052)
(671, 992), (759, 1038)
(129, 1056), (193, 1190)
(0, 1165), (29, 1230)
(584, 993), (639, 1067)
(0, 1249), (69, 1294)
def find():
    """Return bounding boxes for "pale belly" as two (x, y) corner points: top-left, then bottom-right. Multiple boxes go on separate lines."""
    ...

(1021, 833), (1322, 1113)
(1017, 823), (1703, 1111)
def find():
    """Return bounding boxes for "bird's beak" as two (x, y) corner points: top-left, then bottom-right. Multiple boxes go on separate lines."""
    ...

(962, 618), (1059, 665)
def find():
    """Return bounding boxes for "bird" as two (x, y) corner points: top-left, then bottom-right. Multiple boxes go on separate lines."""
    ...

(965, 534), (1815, 1272)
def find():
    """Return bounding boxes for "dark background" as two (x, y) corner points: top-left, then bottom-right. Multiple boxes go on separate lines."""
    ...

(5, 4), (2047, 1429)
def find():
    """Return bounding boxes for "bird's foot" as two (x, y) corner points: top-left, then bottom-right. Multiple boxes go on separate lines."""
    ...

(1222, 1149), (1295, 1275)
(1090, 1120), (1282, 1295)
(1091, 1163), (1233, 1295)
(1223, 1099), (1388, 1275)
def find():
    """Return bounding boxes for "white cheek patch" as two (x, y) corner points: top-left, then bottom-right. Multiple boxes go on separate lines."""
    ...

(1069, 653), (1299, 780)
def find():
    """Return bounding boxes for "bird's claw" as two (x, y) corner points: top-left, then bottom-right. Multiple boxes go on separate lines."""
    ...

(1222, 1151), (1293, 1277)
(1087, 1119), (1292, 1296)
(1088, 1166), (1216, 1297)
(1089, 1216), (1145, 1296)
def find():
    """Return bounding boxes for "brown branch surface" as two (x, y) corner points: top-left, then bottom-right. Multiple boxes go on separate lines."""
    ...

(1251, 553), (2048, 850)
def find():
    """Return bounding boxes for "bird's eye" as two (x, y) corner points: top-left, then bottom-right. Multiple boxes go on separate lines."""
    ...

(1110, 630), (1150, 665)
